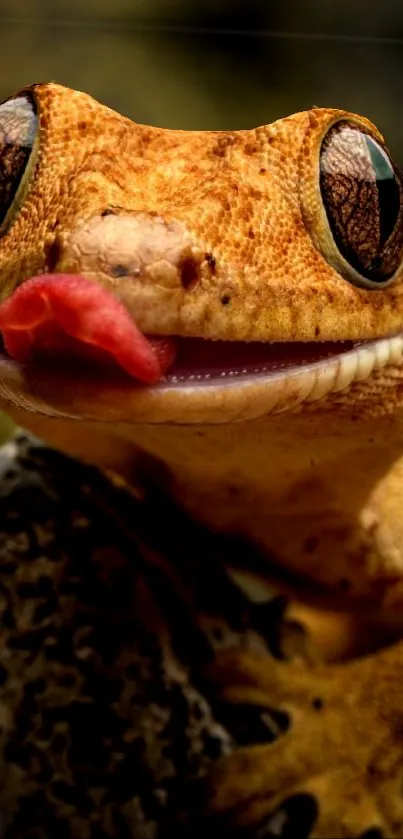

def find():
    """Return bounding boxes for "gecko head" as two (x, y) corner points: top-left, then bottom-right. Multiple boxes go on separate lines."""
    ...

(0, 83), (403, 424)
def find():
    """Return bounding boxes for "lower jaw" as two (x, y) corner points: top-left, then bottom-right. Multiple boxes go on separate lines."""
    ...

(0, 332), (402, 425)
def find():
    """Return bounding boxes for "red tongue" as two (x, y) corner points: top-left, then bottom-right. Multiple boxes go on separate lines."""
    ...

(0, 274), (176, 383)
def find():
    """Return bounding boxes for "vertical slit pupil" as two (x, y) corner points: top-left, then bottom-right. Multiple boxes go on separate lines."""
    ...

(366, 135), (400, 249)
(376, 174), (400, 249)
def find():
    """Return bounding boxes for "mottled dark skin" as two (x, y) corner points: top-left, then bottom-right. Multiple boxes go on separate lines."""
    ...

(0, 432), (294, 838)
(0, 433), (234, 838)
(2, 434), (403, 838)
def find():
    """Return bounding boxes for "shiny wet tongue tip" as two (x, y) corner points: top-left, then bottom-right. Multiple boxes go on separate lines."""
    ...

(0, 274), (176, 384)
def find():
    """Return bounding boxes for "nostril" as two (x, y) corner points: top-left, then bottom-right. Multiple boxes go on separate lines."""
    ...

(180, 255), (200, 290)
(357, 830), (385, 839)
(110, 263), (130, 279)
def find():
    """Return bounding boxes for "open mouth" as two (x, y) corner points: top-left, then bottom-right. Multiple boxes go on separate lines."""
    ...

(0, 273), (401, 396)
(0, 274), (176, 385)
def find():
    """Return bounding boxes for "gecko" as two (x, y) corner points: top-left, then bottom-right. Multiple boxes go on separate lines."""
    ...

(0, 82), (403, 835)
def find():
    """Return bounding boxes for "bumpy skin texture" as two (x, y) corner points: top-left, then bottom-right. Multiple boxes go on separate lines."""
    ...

(204, 643), (403, 839)
(0, 433), (238, 838)
(1, 83), (403, 341)
(2, 84), (403, 609)
(2, 434), (403, 838)
(3, 84), (403, 836)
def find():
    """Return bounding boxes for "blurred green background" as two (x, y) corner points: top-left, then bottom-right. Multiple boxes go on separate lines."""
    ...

(0, 0), (402, 443)
(0, 1), (402, 144)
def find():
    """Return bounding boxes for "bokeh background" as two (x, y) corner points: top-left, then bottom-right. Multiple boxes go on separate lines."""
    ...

(0, 1), (402, 147)
(0, 0), (403, 441)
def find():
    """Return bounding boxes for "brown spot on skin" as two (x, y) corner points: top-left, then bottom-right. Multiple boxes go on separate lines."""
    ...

(211, 135), (235, 159)
(0, 84), (402, 360)
(249, 187), (264, 201)
(56, 211), (207, 298)
(40, 111), (49, 129)
(309, 109), (320, 128)
(205, 253), (216, 274)
(180, 256), (200, 291)
(44, 236), (62, 273)
(304, 536), (319, 554)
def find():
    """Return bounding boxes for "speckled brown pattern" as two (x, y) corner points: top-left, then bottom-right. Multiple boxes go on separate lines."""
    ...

(2, 84), (403, 837)
(0, 431), (290, 838)
(1, 434), (403, 837)
(203, 642), (403, 839)
(0, 83), (402, 341)
(3, 84), (403, 610)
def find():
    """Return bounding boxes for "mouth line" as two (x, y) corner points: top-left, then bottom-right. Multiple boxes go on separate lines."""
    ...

(0, 332), (399, 389)
(0, 272), (402, 423)
(0, 271), (398, 390)
(163, 336), (366, 385)
(0, 329), (401, 425)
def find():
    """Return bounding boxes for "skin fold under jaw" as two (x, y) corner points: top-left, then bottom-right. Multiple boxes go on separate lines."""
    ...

(1, 83), (403, 625)
(4, 81), (403, 839)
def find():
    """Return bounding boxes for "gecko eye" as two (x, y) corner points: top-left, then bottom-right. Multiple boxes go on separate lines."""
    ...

(0, 91), (38, 235)
(320, 120), (403, 287)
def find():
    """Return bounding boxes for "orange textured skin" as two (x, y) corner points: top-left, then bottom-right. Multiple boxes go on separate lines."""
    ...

(0, 82), (403, 342)
(3, 79), (403, 603)
(203, 641), (403, 837)
(2, 83), (403, 612)
(2, 84), (403, 838)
